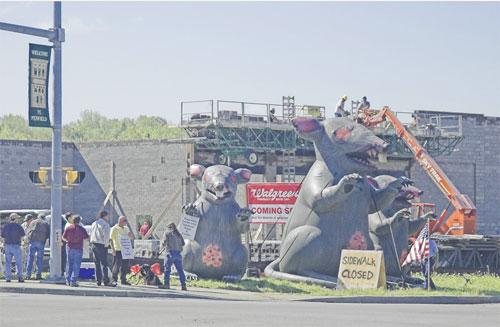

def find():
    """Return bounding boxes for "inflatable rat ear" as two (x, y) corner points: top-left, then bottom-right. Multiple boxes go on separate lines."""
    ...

(291, 117), (322, 141)
(189, 164), (206, 180)
(234, 168), (252, 184)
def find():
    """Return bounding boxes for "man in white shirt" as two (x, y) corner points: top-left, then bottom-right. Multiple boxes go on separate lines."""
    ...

(335, 95), (348, 117)
(90, 211), (115, 287)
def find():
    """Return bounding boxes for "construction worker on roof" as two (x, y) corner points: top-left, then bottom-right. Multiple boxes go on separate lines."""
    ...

(335, 95), (349, 117)
(359, 96), (370, 110)
(356, 96), (371, 124)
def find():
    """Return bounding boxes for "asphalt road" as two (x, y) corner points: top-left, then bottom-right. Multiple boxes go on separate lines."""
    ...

(1, 293), (499, 327)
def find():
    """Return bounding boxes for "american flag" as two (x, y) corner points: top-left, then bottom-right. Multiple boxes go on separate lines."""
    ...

(402, 224), (430, 266)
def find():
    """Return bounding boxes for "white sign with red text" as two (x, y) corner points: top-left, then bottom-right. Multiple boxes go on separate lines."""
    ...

(246, 183), (301, 224)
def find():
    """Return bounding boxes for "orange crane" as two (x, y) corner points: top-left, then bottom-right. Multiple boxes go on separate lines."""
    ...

(362, 106), (477, 235)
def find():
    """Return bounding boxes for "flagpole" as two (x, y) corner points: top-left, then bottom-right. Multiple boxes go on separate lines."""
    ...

(427, 216), (431, 291)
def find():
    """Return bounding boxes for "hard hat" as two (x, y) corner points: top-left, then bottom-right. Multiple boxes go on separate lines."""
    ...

(342, 95), (347, 101)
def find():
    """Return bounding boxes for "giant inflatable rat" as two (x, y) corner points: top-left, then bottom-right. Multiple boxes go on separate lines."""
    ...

(368, 175), (434, 278)
(181, 164), (252, 280)
(265, 117), (408, 287)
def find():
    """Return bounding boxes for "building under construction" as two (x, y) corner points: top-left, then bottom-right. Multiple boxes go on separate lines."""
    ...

(1, 96), (499, 272)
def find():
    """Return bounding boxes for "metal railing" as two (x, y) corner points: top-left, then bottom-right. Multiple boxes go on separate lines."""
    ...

(180, 99), (325, 128)
(363, 108), (463, 138)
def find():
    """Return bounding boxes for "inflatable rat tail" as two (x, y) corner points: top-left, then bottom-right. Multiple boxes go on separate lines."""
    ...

(263, 259), (337, 289)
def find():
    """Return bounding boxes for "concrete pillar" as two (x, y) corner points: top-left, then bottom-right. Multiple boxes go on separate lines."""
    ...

(262, 151), (278, 240)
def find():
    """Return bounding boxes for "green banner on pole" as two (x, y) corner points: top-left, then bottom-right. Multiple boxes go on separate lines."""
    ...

(28, 43), (51, 127)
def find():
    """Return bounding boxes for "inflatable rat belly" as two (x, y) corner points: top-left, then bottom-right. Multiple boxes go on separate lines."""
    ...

(182, 164), (252, 279)
(368, 175), (431, 278)
(265, 117), (404, 286)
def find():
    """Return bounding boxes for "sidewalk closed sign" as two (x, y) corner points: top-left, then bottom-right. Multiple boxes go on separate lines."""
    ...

(28, 43), (51, 127)
(337, 250), (386, 289)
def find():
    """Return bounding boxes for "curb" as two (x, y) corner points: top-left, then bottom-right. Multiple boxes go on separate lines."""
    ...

(0, 286), (218, 300)
(2, 285), (499, 304)
(300, 295), (500, 304)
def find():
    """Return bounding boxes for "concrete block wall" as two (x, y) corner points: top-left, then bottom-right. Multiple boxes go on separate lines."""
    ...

(0, 140), (187, 233)
(409, 114), (500, 234)
(0, 140), (76, 214)
(74, 140), (188, 231)
(1, 111), (499, 234)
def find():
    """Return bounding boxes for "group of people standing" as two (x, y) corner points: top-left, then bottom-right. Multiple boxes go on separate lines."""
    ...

(1, 213), (50, 282)
(71, 211), (135, 287)
(1, 211), (135, 288)
(2, 210), (188, 290)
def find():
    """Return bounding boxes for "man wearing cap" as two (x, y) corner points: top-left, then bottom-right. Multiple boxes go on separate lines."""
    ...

(1, 213), (25, 282)
(21, 214), (35, 232)
(110, 216), (135, 285)
(159, 222), (187, 290)
(25, 214), (50, 280)
(62, 215), (89, 287)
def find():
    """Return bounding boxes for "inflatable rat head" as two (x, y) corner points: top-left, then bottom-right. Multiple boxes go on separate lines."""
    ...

(292, 117), (387, 174)
(189, 164), (251, 204)
(370, 175), (423, 211)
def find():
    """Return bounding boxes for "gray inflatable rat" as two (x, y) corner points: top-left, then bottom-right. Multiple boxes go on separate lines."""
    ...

(368, 175), (434, 278)
(182, 164), (252, 280)
(265, 117), (407, 287)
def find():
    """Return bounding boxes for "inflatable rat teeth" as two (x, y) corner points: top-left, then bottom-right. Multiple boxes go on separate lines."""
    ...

(265, 117), (403, 287)
(182, 164), (252, 280)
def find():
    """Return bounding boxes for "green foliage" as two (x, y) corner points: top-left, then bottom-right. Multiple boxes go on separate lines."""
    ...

(0, 114), (52, 140)
(0, 111), (185, 142)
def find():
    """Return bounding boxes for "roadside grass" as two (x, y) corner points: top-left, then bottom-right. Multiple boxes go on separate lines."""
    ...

(2, 270), (498, 297)
(164, 273), (500, 297)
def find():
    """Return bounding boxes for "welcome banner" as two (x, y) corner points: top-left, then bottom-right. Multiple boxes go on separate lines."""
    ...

(28, 43), (51, 127)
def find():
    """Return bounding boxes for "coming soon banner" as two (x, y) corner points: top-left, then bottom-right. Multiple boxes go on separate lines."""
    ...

(28, 43), (51, 127)
(246, 183), (301, 224)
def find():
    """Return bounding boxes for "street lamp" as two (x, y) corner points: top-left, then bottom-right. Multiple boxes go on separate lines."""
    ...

(0, 2), (65, 282)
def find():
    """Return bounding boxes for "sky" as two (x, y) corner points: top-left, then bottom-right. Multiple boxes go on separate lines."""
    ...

(0, 1), (499, 124)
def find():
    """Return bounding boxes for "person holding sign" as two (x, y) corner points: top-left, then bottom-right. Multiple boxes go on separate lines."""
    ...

(110, 216), (135, 286)
(159, 222), (187, 291)
(62, 215), (89, 287)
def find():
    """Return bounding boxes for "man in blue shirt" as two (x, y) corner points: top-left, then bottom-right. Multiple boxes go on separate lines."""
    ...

(1, 213), (26, 282)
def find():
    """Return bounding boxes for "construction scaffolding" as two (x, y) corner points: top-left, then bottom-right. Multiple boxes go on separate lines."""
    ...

(180, 98), (465, 178)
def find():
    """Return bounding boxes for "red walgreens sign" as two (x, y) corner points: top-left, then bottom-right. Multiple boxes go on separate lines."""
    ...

(246, 183), (301, 224)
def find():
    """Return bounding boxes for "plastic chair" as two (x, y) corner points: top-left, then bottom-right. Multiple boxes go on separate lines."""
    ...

(151, 263), (162, 276)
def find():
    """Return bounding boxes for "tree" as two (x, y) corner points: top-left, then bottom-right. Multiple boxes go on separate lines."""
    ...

(0, 111), (185, 142)
(0, 114), (51, 140)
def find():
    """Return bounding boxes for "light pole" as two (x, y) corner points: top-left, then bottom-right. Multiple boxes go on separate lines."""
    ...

(0, 1), (65, 282)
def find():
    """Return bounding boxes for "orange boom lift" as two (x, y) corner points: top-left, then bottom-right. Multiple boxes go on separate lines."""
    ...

(362, 106), (477, 235)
